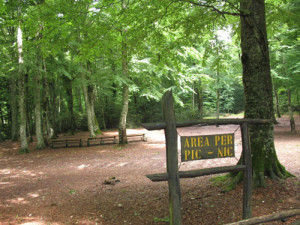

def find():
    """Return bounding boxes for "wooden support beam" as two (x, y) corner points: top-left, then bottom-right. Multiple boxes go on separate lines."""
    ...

(146, 165), (246, 182)
(241, 123), (252, 219)
(162, 91), (182, 225)
(224, 209), (300, 225)
(141, 119), (272, 131)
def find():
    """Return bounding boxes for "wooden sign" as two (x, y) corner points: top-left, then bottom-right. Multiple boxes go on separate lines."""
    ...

(181, 134), (235, 162)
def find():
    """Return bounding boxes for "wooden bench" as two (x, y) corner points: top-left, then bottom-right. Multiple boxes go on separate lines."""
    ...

(51, 139), (83, 148)
(87, 136), (118, 146)
(127, 134), (147, 142)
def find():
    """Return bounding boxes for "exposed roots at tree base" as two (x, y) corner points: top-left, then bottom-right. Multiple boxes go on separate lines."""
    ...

(19, 148), (29, 154)
(210, 164), (294, 192)
(35, 144), (46, 150)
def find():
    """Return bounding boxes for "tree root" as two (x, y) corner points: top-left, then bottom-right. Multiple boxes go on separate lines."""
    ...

(35, 144), (46, 150)
(19, 148), (29, 154)
(215, 172), (244, 192)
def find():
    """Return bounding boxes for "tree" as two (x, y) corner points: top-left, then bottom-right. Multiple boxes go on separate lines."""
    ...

(17, 0), (28, 152)
(239, 0), (292, 186)
(153, 0), (292, 186)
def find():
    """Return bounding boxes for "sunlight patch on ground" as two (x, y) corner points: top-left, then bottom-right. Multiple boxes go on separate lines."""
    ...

(6, 197), (28, 204)
(117, 162), (128, 167)
(9, 170), (37, 178)
(0, 169), (11, 175)
(27, 192), (40, 198)
(21, 223), (43, 225)
(20, 219), (59, 225)
(0, 181), (10, 185)
(97, 150), (108, 153)
(77, 164), (90, 169)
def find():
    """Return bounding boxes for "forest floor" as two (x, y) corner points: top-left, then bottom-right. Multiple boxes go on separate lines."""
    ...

(0, 115), (299, 225)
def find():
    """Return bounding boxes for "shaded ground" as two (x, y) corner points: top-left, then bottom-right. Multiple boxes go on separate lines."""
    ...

(0, 115), (299, 225)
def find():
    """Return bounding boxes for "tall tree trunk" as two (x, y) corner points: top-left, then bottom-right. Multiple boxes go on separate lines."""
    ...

(63, 76), (75, 135)
(273, 83), (281, 119)
(88, 84), (101, 135)
(240, 0), (291, 187)
(25, 73), (33, 142)
(42, 60), (53, 143)
(0, 104), (5, 142)
(86, 61), (101, 135)
(287, 89), (296, 133)
(82, 72), (95, 137)
(17, 2), (28, 152)
(0, 103), (4, 130)
(216, 88), (220, 119)
(10, 76), (18, 141)
(49, 76), (58, 138)
(18, 64), (28, 152)
(118, 30), (129, 144)
(34, 61), (45, 149)
(216, 37), (220, 120)
(195, 80), (204, 119)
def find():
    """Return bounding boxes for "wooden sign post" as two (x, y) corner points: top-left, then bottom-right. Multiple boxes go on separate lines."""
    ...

(162, 91), (182, 225)
(142, 91), (272, 224)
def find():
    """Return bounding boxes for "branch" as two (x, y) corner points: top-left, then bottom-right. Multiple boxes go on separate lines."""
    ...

(177, 0), (241, 16)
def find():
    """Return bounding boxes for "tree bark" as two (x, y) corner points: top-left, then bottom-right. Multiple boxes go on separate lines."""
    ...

(195, 80), (204, 119)
(88, 84), (101, 135)
(82, 71), (95, 137)
(17, 2), (28, 152)
(34, 64), (45, 150)
(25, 73), (33, 142)
(118, 32), (129, 144)
(49, 79), (58, 138)
(63, 76), (75, 135)
(216, 37), (220, 120)
(118, 4), (129, 144)
(273, 83), (281, 119)
(42, 60), (53, 143)
(287, 89), (296, 133)
(10, 76), (18, 141)
(240, 0), (291, 186)
(18, 66), (28, 152)
(0, 103), (5, 139)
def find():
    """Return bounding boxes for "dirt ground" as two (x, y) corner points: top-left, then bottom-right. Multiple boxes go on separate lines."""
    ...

(0, 115), (299, 225)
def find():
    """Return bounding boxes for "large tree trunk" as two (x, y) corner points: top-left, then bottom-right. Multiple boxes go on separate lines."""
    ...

(118, 28), (129, 144)
(42, 61), (53, 143)
(17, 5), (28, 152)
(287, 89), (296, 133)
(273, 83), (281, 119)
(10, 76), (18, 141)
(216, 37), (220, 120)
(18, 65), (28, 152)
(88, 84), (101, 135)
(25, 73), (33, 142)
(240, 0), (291, 187)
(63, 76), (75, 135)
(34, 64), (45, 150)
(82, 72), (95, 137)
(49, 75), (58, 138)
(195, 80), (204, 119)
(87, 61), (101, 135)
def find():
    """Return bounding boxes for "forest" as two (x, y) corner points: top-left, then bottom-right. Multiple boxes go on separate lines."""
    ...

(0, 0), (299, 181)
(0, 0), (300, 224)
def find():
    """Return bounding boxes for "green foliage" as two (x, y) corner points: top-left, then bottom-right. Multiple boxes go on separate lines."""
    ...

(0, 0), (298, 140)
(269, 0), (300, 114)
(153, 216), (170, 223)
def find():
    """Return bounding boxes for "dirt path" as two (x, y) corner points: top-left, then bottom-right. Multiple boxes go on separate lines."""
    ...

(0, 116), (299, 225)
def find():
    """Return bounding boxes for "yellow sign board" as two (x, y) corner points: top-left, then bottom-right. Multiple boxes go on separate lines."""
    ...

(181, 133), (235, 161)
